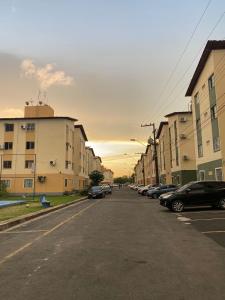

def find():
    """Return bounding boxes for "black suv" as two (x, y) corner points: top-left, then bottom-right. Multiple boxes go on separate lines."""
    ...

(159, 181), (225, 212)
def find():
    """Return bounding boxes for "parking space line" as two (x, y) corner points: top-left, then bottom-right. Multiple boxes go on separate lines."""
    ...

(180, 210), (225, 215)
(191, 217), (225, 222)
(0, 201), (98, 267)
(202, 230), (225, 234)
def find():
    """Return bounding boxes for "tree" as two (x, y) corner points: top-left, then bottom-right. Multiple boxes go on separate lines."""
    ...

(114, 176), (133, 184)
(89, 170), (104, 186)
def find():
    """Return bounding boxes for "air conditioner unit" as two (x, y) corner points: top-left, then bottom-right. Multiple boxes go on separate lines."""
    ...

(180, 117), (187, 123)
(38, 176), (46, 183)
(180, 134), (186, 139)
(21, 124), (27, 130)
(183, 155), (189, 161)
(49, 160), (56, 167)
(0, 144), (4, 150)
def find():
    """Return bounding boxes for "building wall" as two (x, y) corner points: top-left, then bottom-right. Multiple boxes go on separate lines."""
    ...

(158, 124), (172, 184)
(191, 51), (223, 180)
(167, 113), (196, 185)
(0, 118), (75, 194)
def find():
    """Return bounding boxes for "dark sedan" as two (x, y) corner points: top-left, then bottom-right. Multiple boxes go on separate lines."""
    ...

(159, 181), (225, 212)
(88, 186), (105, 199)
(147, 184), (177, 199)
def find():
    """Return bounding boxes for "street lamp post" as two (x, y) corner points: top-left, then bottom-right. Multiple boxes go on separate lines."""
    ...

(141, 123), (159, 185)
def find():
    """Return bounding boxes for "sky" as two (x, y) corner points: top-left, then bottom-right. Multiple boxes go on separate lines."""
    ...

(0, 0), (225, 176)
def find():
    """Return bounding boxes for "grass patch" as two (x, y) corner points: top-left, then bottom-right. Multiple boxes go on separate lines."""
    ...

(0, 194), (83, 222)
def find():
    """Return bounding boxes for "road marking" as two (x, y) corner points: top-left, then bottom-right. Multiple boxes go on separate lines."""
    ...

(0, 230), (48, 234)
(4, 198), (89, 232)
(191, 217), (225, 222)
(177, 217), (191, 222)
(202, 230), (225, 234)
(0, 201), (98, 267)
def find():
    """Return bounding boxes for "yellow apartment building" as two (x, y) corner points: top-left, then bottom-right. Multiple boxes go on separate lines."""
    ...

(101, 167), (114, 184)
(93, 156), (102, 172)
(74, 125), (89, 190)
(186, 40), (225, 181)
(165, 112), (197, 185)
(134, 159), (143, 184)
(0, 104), (77, 195)
(156, 121), (172, 184)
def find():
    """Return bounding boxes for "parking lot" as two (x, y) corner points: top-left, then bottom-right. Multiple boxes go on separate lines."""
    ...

(175, 208), (225, 248)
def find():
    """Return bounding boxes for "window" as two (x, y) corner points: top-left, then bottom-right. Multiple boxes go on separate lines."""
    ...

(65, 179), (68, 187)
(26, 123), (35, 131)
(25, 160), (34, 169)
(198, 144), (203, 157)
(5, 123), (14, 132)
(199, 170), (205, 181)
(3, 161), (12, 169)
(26, 141), (35, 149)
(208, 74), (215, 90)
(24, 179), (33, 188)
(194, 92), (199, 105)
(211, 104), (217, 120)
(215, 168), (223, 181)
(0, 180), (10, 188)
(4, 142), (13, 150)
(65, 161), (70, 169)
(213, 136), (220, 152)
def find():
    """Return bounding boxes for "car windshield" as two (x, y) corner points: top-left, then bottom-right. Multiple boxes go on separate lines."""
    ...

(92, 186), (101, 191)
(176, 182), (194, 192)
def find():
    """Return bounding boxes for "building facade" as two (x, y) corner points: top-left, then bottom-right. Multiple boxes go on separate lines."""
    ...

(186, 40), (225, 181)
(0, 104), (103, 195)
(156, 122), (172, 184)
(165, 112), (197, 185)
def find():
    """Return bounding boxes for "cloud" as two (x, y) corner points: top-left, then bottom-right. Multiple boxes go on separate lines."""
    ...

(21, 59), (73, 90)
(0, 108), (23, 118)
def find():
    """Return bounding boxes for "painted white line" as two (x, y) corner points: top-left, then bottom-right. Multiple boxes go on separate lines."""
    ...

(202, 230), (225, 234)
(184, 223), (191, 225)
(177, 217), (191, 222)
(0, 230), (48, 234)
(0, 200), (98, 267)
(192, 217), (225, 222)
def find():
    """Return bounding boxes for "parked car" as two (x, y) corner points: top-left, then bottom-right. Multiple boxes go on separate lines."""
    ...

(147, 184), (177, 198)
(88, 186), (105, 199)
(159, 181), (225, 212)
(134, 184), (144, 191)
(101, 184), (112, 194)
(138, 184), (158, 196)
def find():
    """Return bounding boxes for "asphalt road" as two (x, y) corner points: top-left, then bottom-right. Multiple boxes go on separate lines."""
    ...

(1, 189), (225, 300)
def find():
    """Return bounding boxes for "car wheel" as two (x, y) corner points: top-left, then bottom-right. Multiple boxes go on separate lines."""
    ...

(218, 198), (225, 209)
(171, 200), (184, 212)
(152, 194), (158, 199)
(142, 191), (147, 196)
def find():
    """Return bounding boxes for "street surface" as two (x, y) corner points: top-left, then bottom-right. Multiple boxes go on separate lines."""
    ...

(1, 188), (225, 299)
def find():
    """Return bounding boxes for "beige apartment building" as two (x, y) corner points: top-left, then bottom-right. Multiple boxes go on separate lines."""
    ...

(156, 121), (172, 184)
(186, 40), (225, 181)
(134, 159), (143, 184)
(101, 167), (114, 184)
(143, 144), (154, 185)
(0, 103), (103, 195)
(0, 104), (77, 195)
(93, 156), (102, 172)
(165, 112), (197, 185)
(74, 125), (89, 190)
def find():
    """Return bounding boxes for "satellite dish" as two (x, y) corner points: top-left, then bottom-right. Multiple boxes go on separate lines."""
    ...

(25, 101), (29, 106)
(39, 101), (43, 105)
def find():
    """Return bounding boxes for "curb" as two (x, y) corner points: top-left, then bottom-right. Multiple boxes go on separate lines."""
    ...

(0, 196), (88, 232)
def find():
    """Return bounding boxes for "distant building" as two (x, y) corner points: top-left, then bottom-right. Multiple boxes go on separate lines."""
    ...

(156, 121), (172, 184)
(165, 112), (197, 185)
(101, 167), (114, 184)
(186, 40), (225, 181)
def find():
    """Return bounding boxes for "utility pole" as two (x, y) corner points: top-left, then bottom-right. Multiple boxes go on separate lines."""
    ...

(141, 123), (159, 185)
